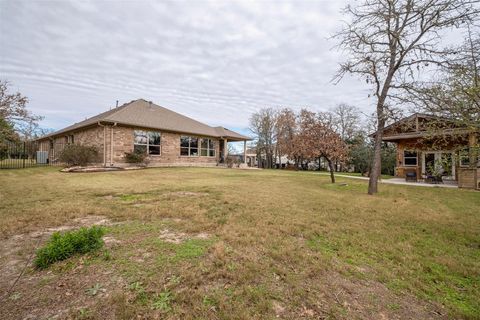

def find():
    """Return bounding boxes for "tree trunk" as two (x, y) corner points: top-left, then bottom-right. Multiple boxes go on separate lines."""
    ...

(327, 158), (335, 183)
(368, 106), (386, 194)
(278, 149), (282, 169)
(368, 63), (394, 194)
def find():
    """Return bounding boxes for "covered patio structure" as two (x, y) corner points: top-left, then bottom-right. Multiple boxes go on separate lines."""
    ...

(379, 113), (479, 190)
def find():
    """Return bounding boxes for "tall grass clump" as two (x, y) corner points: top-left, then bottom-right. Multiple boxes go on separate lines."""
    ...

(34, 226), (106, 269)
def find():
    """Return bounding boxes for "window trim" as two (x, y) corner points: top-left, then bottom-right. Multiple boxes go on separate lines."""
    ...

(180, 136), (217, 157)
(458, 147), (479, 168)
(200, 138), (216, 157)
(133, 130), (161, 156)
(403, 150), (418, 167)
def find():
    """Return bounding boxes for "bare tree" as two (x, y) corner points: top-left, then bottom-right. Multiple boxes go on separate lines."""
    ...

(249, 108), (277, 168)
(407, 27), (480, 129)
(276, 108), (297, 168)
(331, 103), (361, 142)
(334, 0), (479, 194)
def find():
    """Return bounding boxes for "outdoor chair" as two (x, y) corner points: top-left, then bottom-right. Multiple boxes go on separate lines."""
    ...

(405, 171), (417, 182)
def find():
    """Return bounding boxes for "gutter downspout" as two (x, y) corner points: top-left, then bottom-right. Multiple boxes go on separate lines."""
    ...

(110, 122), (117, 166)
(97, 122), (106, 167)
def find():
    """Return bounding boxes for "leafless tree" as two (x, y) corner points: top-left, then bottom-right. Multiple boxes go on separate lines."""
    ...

(276, 108), (297, 168)
(334, 0), (479, 194)
(249, 108), (277, 168)
(331, 103), (362, 142)
(406, 27), (480, 129)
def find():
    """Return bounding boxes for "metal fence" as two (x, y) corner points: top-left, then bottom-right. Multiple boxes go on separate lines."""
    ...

(0, 141), (65, 169)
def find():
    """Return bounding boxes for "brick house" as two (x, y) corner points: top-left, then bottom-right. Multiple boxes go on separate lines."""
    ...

(381, 113), (479, 189)
(37, 99), (251, 167)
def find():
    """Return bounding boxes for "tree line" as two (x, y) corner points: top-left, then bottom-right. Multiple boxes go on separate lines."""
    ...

(249, 104), (396, 183)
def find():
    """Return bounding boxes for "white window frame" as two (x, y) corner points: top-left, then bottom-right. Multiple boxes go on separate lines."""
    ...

(180, 136), (199, 157)
(200, 138), (216, 157)
(134, 130), (161, 156)
(403, 150), (417, 167)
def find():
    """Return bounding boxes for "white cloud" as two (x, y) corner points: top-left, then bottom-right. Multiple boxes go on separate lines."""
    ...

(0, 0), (370, 133)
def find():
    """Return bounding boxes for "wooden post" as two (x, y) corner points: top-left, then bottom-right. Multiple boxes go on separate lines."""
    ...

(469, 132), (478, 167)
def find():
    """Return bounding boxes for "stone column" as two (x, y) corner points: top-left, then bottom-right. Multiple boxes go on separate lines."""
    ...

(243, 140), (247, 164)
(224, 139), (228, 158)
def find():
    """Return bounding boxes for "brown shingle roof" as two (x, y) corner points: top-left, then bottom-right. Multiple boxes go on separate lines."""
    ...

(39, 99), (251, 141)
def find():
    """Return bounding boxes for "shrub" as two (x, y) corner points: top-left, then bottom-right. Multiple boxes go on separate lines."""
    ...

(226, 155), (241, 168)
(58, 144), (99, 167)
(124, 150), (148, 164)
(34, 226), (106, 269)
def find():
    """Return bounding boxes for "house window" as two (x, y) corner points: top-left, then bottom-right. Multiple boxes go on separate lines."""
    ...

(180, 136), (199, 156)
(404, 150), (417, 166)
(134, 130), (161, 155)
(200, 138), (216, 157)
(65, 135), (74, 144)
(458, 148), (479, 167)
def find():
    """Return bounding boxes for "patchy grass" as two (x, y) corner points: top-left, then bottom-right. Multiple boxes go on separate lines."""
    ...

(0, 167), (479, 319)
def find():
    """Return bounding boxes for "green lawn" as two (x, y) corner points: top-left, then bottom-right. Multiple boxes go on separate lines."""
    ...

(0, 167), (478, 319)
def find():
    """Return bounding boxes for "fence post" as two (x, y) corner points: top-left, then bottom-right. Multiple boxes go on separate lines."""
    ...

(23, 141), (26, 168)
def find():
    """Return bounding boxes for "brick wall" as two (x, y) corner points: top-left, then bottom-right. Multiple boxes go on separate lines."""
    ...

(111, 127), (220, 166)
(38, 124), (223, 167)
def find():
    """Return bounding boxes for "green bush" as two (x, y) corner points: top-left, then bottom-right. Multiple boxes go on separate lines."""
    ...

(34, 226), (106, 269)
(124, 150), (148, 164)
(58, 144), (99, 167)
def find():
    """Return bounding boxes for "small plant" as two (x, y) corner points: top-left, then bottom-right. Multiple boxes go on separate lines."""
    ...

(102, 249), (112, 261)
(151, 291), (173, 312)
(34, 226), (106, 269)
(77, 307), (91, 319)
(9, 292), (21, 301)
(86, 283), (103, 296)
(58, 144), (99, 167)
(203, 295), (218, 308)
(124, 150), (148, 164)
(128, 281), (148, 305)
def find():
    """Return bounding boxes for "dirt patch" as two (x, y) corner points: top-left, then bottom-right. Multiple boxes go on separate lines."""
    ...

(1, 261), (127, 320)
(163, 191), (208, 197)
(0, 216), (117, 301)
(159, 229), (210, 244)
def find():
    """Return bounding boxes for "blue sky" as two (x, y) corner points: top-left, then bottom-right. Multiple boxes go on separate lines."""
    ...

(1, 0), (373, 136)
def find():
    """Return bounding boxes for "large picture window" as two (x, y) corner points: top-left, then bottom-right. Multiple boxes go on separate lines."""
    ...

(200, 138), (216, 157)
(180, 136), (216, 157)
(134, 130), (161, 155)
(180, 136), (199, 156)
(404, 150), (417, 166)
